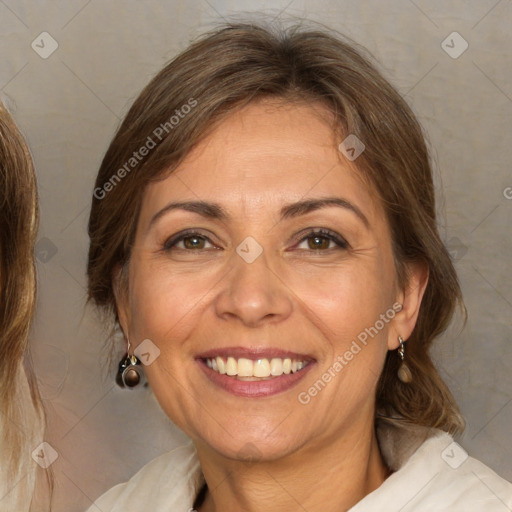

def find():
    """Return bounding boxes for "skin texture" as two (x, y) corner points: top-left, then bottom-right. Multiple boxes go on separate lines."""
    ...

(115, 99), (428, 512)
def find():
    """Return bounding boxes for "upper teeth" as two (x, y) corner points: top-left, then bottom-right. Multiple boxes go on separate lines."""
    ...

(205, 357), (308, 378)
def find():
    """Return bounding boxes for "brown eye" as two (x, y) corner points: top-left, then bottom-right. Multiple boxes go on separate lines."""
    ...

(163, 231), (216, 252)
(293, 229), (349, 252)
(307, 235), (331, 250)
(182, 235), (206, 249)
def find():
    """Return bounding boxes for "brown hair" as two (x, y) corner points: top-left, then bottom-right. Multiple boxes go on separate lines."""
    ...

(87, 22), (465, 434)
(0, 102), (44, 482)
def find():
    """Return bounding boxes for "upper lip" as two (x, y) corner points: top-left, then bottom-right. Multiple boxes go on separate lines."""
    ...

(196, 346), (315, 361)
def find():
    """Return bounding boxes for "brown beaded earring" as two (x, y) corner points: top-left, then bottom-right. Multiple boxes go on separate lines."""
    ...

(116, 353), (144, 388)
(116, 339), (144, 388)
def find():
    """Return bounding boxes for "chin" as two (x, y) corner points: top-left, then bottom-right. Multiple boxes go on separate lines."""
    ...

(192, 423), (308, 464)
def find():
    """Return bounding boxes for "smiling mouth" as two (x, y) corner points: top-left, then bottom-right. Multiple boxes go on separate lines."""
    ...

(203, 356), (311, 380)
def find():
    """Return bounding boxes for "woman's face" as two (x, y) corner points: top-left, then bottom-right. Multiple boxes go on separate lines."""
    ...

(117, 99), (423, 461)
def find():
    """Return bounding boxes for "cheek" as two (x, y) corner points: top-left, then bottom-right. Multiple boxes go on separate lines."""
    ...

(126, 254), (225, 365)
(125, 261), (214, 431)
(129, 280), (172, 341)
(288, 259), (395, 342)
(286, 256), (395, 402)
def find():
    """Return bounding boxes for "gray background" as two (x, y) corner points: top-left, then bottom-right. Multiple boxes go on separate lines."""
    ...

(1, 1), (511, 510)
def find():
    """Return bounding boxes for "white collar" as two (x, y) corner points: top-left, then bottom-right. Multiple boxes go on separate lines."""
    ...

(92, 420), (512, 511)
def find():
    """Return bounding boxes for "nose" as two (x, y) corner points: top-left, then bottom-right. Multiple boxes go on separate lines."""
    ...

(214, 247), (293, 327)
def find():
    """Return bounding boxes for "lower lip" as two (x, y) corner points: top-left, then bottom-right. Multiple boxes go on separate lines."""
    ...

(197, 359), (315, 398)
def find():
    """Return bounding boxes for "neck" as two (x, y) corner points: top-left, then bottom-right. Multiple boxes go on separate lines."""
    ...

(195, 414), (389, 512)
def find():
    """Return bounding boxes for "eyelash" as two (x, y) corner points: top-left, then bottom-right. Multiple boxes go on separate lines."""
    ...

(162, 229), (217, 251)
(292, 228), (349, 251)
(162, 228), (349, 252)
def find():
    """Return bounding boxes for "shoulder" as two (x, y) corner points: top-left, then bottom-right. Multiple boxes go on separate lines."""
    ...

(354, 424), (512, 512)
(412, 433), (512, 512)
(87, 442), (203, 512)
(410, 432), (512, 511)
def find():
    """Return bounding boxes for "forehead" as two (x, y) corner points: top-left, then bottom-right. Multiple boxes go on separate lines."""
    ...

(140, 99), (383, 223)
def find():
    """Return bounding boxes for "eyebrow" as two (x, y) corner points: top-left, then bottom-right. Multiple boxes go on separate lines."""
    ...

(280, 197), (369, 227)
(149, 201), (228, 227)
(149, 197), (369, 228)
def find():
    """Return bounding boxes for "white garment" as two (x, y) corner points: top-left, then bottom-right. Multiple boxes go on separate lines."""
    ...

(0, 365), (44, 512)
(88, 421), (512, 512)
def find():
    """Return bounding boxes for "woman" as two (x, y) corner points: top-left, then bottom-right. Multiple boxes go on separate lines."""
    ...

(0, 100), (46, 511)
(86, 23), (512, 511)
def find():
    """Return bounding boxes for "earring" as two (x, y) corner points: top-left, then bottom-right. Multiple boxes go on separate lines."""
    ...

(397, 335), (412, 383)
(116, 353), (144, 388)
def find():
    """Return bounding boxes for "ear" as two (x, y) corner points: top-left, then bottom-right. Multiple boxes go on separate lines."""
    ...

(112, 263), (131, 339)
(388, 260), (429, 350)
